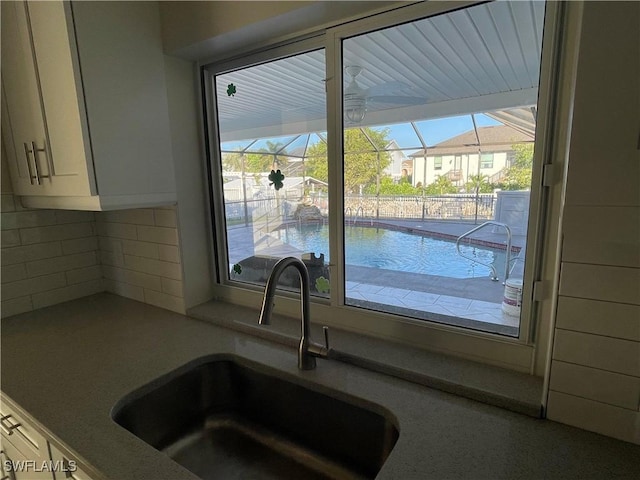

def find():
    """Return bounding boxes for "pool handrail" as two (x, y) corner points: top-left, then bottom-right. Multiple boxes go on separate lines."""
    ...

(455, 221), (512, 282)
(354, 206), (364, 226)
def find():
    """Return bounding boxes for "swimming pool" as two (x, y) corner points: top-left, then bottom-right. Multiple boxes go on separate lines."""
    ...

(279, 224), (506, 279)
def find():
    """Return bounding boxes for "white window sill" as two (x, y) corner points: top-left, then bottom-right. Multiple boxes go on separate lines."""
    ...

(188, 300), (543, 417)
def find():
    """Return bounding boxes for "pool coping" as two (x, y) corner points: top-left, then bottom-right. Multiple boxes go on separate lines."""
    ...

(363, 219), (523, 253)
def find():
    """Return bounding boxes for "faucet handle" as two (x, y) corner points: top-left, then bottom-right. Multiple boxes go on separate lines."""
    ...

(323, 326), (330, 351)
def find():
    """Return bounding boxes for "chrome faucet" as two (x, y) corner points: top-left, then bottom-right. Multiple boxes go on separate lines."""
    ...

(259, 256), (330, 370)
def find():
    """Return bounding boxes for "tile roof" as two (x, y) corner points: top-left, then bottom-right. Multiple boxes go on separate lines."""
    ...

(410, 125), (534, 157)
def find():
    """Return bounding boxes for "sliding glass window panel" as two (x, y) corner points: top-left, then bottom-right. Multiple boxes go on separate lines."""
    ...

(214, 49), (330, 297)
(342, 1), (545, 336)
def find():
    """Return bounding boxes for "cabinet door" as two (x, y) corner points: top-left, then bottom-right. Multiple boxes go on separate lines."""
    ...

(0, 1), (49, 196)
(49, 445), (95, 480)
(26, 1), (95, 197)
(1, 434), (55, 480)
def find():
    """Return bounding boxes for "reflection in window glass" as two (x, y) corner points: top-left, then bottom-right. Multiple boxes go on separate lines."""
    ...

(342, 1), (544, 336)
(214, 50), (330, 297)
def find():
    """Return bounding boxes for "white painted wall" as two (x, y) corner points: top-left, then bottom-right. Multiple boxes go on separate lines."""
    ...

(159, 1), (403, 60)
(159, 1), (310, 53)
(163, 56), (216, 309)
(413, 152), (509, 187)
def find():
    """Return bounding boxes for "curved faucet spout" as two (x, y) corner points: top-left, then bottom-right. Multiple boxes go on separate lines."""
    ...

(258, 256), (328, 370)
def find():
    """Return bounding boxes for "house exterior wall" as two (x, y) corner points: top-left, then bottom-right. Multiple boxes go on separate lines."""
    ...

(412, 151), (509, 188)
(384, 149), (408, 179)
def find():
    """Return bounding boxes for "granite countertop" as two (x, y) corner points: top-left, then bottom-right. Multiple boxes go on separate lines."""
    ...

(1, 293), (639, 479)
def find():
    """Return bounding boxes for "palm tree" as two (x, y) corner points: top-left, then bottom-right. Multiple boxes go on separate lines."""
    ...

(465, 174), (492, 194)
(262, 140), (289, 171)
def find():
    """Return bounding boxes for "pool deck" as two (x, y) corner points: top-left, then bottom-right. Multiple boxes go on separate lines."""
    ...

(366, 218), (527, 250)
(226, 219), (526, 333)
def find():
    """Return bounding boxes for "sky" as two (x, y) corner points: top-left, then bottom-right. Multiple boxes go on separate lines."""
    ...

(221, 113), (503, 155)
(372, 114), (501, 150)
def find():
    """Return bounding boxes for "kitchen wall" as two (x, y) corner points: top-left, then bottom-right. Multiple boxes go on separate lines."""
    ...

(1, 149), (187, 317)
(545, 1), (640, 444)
(1, 154), (103, 317)
(96, 206), (186, 314)
(2, 0), (638, 445)
(163, 55), (214, 310)
(158, 0), (640, 443)
(159, 0), (403, 59)
(160, 1), (309, 53)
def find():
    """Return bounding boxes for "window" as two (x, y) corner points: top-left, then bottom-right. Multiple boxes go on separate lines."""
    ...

(480, 153), (494, 169)
(210, 48), (329, 297)
(204, 0), (558, 369)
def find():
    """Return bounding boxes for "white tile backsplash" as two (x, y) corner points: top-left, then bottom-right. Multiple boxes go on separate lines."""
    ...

(153, 208), (177, 228)
(32, 279), (104, 310)
(1, 264), (27, 284)
(121, 239), (160, 259)
(100, 208), (155, 226)
(1, 241), (62, 266)
(61, 237), (99, 255)
(559, 263), (640, 306)
(66, 265), (103, 285)
(26, 251), (98, 277)
(96, 204), (185, 314)
(553, 329), (639, 378)
(158, 244), (180, 263)
(19, 222), (94, 245)
(1, 193), (186, 317)
(95, 221), (138, 240)
(556, 297), (640, 342)
(1, 295), (33, 318)
(1, 194), (100, 318)
(547, 391), (640, 444)
(143, 288), (184, 314)
(103, 278), (144, 302)
(136, 225), (179, 245)
(102, 265), (163, 292)
(549, 361), (640, 411)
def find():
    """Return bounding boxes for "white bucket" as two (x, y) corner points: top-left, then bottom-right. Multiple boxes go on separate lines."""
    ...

(502, 278), (523, 317)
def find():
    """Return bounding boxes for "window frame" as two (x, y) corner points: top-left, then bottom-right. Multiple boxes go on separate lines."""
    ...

(433, 156), (443, 170)
(480, 153), (494, 169)
(200, 0), (570, 373)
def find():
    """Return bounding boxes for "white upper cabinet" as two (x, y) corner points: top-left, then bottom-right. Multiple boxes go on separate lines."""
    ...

(1, 1), (176, 210)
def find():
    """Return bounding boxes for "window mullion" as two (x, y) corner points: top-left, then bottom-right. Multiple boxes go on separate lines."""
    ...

(325, 30), (345, 308)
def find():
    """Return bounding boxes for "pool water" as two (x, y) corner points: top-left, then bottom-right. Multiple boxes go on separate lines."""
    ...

(280, 224), (505, 279)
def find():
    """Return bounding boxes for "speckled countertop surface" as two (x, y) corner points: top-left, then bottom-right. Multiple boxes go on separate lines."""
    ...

(1, 293), (639, 480)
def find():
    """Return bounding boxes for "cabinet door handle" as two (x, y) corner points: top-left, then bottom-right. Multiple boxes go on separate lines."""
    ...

(0, 415), (21, 436)
(31, 141), (49, 184)
(22, 142), (37, 185)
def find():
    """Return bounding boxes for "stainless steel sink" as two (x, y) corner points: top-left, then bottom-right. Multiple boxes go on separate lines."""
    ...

(112, 356), (399, 480)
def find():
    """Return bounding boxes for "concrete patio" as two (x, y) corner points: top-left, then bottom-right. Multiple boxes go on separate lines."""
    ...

(226, 219), (526, 335)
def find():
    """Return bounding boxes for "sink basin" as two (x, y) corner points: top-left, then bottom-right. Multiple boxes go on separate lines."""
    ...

(112, 356), (398, 480)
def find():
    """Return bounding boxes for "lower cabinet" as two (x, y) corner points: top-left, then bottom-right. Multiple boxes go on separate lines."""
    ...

(0, 395), (94, 480)
(48, 445), (92, 480)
